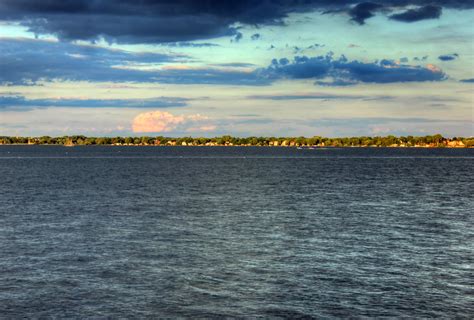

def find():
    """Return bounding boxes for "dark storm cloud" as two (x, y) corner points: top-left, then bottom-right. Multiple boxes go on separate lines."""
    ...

(0, 1), (473, 44)
(348, 2), (383, 24)
(0, 38), (267, 86)
(0, 0), (313, 43)
(438, 53), (459, 61)
(390, 5), (442, 22)
(259, 54), (447, 84)
(0, 95), (189, 109)
(323, 1), (468, 24)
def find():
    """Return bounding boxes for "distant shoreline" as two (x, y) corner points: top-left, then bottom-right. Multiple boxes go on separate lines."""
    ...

(1, 134), (472, 148)
(0, 145), (472, 148)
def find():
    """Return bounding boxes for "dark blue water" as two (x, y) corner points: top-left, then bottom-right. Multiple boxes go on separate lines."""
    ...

(1, 146), (473, 318)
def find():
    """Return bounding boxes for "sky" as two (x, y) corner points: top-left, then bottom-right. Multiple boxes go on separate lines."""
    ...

(0, 0), (473, 137)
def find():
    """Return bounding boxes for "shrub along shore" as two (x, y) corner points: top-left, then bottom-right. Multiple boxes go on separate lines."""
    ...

(0, 134), (472, 147)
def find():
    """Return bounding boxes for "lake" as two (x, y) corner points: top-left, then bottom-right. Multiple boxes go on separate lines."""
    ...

(0, 146), (473, 318)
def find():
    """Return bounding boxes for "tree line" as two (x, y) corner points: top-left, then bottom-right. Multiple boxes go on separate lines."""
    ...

(0, 134), (472, 147)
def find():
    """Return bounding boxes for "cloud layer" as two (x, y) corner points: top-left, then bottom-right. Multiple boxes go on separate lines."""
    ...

(0, 38), (175, 85)
(0, 95), (188, 109)
(1, 1), (473, 43)
(0, 38), (449, 87)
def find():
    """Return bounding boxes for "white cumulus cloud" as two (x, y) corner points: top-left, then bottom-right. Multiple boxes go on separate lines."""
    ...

(132, 110), (215, 133)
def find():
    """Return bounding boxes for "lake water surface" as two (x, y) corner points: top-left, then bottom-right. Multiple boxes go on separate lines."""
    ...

(0, 146), (473, 318)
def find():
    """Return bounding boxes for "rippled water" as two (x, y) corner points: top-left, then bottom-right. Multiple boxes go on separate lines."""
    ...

(1, 146), (473, 318)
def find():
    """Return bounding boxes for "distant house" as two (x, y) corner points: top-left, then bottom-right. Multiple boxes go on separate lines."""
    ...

(447, 140), (465, 147)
